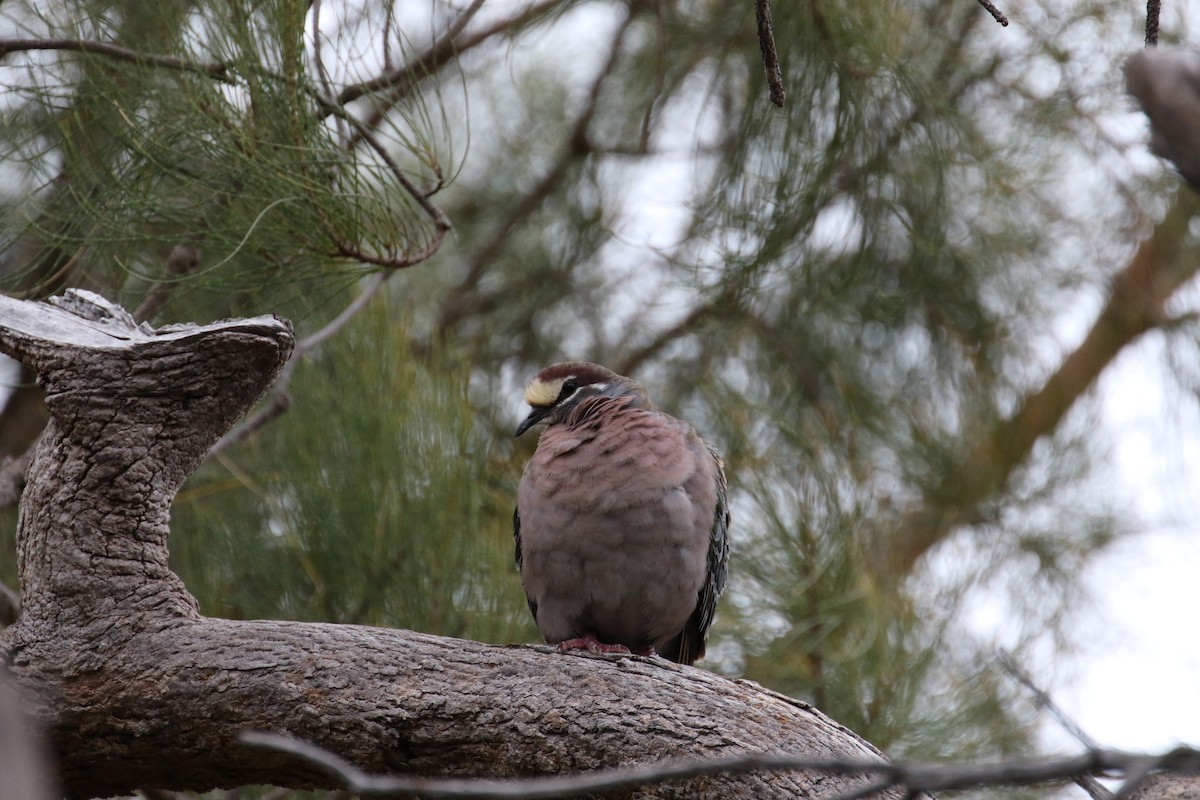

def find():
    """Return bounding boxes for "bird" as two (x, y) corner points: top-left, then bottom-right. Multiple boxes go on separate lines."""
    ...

(1125, 49), (1200, 192)
(513, 361), (730, 665)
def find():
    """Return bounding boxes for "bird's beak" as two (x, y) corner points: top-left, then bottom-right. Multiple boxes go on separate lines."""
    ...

(515, 406), (553, 437)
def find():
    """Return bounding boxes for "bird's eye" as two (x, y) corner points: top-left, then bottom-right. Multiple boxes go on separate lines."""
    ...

(557, 380), (580, 402)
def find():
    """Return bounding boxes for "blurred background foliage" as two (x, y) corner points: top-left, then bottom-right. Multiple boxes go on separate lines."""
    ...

(0, 0), (1191, 794)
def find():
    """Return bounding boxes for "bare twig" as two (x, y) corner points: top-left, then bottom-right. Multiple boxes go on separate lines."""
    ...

(996, 650), (1115, 800)
(336, 0), (523, 107)
(755, 0), (786, 107)
(341, 0), (563, 145)
(133, 244), (202, 322)
(975, 0), (1009, 26)
(1145, 1), (1161, 46)
(295, 274), (390, 353)
(996, 650), (1098, 750)
(434, 7), (636, 341)
(0, 38), (236, 82)
(210, 273), (390, 456)
(326, 107), (452, 267)
(1113, 755), (1163, 800)
(310, 0), (350, 147)
(242, 732), (1200, 800)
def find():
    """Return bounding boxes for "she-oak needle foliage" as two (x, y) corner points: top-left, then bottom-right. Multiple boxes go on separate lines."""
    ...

(0, 0), (1182, 790)
(171, 298), (530, 645)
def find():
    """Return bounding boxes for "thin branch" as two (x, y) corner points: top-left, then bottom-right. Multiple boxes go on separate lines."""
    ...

(341, 0), (564, 145)
(1145, 0), (1161, 46)
(434, 6), (637, 340)
(616, 296), (729, 377)
(310, 0), (350, 147)
(974, 0), (1009, 26)
(132, 244), (201, 322)
(1114, 757), (1161, 800)
(296, 273), (390, 353)
(310, 97), (451, 267)
(996, 650), (1115, 800)
(996, 650), (1098, 751)
(755, 0), (786, 107)
(210, 273), (391, 456)
(242, 733), (1200, 800)
(336, 0), (535, 107)
(0, 38), (237, 82)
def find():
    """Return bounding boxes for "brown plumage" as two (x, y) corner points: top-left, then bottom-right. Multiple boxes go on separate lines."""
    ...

(1126, 49), (1200, 192)
(513, 362), (729, 665)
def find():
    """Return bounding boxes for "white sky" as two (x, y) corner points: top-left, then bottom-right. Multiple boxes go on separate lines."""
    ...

(1049, 345), (1200, 755)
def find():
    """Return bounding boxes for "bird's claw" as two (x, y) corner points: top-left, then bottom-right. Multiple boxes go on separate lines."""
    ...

(558, 635), (632, 656)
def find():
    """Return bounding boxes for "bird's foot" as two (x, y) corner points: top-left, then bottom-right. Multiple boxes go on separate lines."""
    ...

(637, 646), (659, 658)
(557, 635), (632, 656)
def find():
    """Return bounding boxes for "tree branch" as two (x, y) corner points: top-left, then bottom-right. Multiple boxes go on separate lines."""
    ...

(754, 0), (786, 107)
(211, 272), (391, 456)
(244, 732), (1200, 799)
(435, 7), (636, 341)
(996, 650), (1115, 800)
(873, 191), (1200, 579)
(335, 0), (561, 109)
(0, 290), (918, 799)
(1145, 1), (1161, 47)
(0, 38), (237, 82)
(975, 0), (1009, 26)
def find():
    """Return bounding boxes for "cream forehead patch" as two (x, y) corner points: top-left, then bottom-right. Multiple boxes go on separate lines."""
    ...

(524, 377), (567, 407)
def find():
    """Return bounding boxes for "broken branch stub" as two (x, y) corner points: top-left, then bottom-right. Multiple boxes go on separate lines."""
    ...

(0, 288), (293, 659)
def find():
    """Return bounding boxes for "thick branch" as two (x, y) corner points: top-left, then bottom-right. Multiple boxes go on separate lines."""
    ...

(0, 291), (913, 799)
(874, 192), (1200, 579)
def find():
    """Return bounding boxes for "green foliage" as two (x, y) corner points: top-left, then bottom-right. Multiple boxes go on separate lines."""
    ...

(170, 294), (531, 643)
(0, 0), (454, 321)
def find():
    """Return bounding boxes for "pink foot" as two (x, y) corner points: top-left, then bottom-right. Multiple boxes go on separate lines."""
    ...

(637, 646), (659, 658)
(557, 634), (631, 656)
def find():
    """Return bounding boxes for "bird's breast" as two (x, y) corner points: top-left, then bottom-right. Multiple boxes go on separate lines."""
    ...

(521, 410), (696, 514)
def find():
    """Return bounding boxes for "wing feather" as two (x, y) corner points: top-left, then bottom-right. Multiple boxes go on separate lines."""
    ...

(667, 444), (730, 665)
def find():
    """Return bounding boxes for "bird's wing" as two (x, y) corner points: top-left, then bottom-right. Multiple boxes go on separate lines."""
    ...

(512, 506), (538, 619)
(512, 506), (523, 569)
(665, 442), (730, 665)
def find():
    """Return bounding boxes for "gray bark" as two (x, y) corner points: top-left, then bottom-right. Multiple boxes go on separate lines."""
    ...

(1129, 774), (1200, 800)
(0, 289), (909, 799)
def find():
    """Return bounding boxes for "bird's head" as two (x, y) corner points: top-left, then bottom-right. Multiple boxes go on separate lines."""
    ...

(515, 361), (648, 437)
